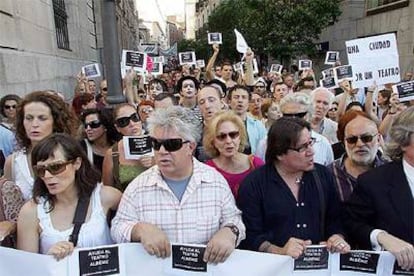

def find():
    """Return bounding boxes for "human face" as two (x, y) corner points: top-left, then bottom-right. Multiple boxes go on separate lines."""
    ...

(344, 116), (379, 166)
(154, 98), (174, 110)
(327, 104), (338, 120)
(24, 102), (54, 146)
(34, 147), (80, 195)
(214, 66), (222, 77)
(221, 65), (233, 80)
(152, 127), (194, 180)
(198, 87), (222, 123)
(249, 94), (263, 115)
(3, 100), (18, 120)
(115, 106), (142, 136)
(84, 113), (105, 142)
(313, 90), (331, 120)
(150, 82), (163, 100)
(279, 128), (314, 172)
(273, 84), (289, 102)
(88, 80), (97, 95)
(100, 80), (108, 96)
(254, 82), (266, 95)
(78, 83), (86, 94)
(230, 89), (249, 116)
(284, 76), (294, 88)
(138, 105), (154, 122)
(214, 121), (241, 158)
(181, 79), (197, 98)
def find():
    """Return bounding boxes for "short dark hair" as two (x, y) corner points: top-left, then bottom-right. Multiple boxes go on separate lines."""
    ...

(154, 92), (178, 105)
(265, 117), (311, 163)
(81, 108), (121, 144)
(176, 76), (200, 92)
(149, 78), (168, 92)
(0, 94), (21, 117)
(227, 85), (251, 101)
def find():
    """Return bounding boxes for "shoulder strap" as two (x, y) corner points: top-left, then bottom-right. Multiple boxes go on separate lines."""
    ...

(248, 155), (255, 169)
(111, 143), (121, 190)
(10, 152), (15, 182)
(69, 196), (90, 247)
(83, 139), (94, 164)
(312, 169), (326, 239)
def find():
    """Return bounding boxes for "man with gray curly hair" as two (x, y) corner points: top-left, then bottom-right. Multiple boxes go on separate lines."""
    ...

(111, 106), (245, 264)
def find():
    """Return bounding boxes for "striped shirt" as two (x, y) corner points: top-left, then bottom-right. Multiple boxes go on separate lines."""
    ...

(111, 158), (245, 245)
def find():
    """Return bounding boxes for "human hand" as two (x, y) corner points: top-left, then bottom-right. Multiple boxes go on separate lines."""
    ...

(367, 81), (377, 93)
(135, 223), (171, 258)
(124, 69), (137, 87)
(77, 71), (88, 83)
(323, 234), (350, 254)
(212, 43), (220, 53)
(245, 48), (254, 63)
(378, 232), (414, 270)
(139, 156), (154, 168)
(47, 241), (74, 261)
(203, 227), (236, 263)
(281, 237), (311, 259)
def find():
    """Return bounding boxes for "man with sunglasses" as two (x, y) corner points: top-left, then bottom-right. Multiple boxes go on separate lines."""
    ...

(112, 106), (245, 264)
(328, 110), (386, 202)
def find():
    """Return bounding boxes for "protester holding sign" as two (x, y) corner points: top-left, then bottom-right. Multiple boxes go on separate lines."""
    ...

(17, 134), (121, 260)
(111, 106), (245, 263)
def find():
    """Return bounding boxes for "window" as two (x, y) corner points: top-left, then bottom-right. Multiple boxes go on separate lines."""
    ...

(366, 0), (409, 15)
(52, 0), (70, 50)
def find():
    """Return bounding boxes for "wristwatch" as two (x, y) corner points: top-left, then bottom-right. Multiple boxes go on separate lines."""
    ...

(224, 224), (239, 245)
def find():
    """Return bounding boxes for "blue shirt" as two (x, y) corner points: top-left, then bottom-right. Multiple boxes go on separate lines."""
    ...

(164, 176), (191, 201)
(0, 124), (15, 157)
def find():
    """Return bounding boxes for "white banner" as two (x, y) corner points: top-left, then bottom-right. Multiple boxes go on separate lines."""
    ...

(0, 244), (411, 276)
(345, 33), (400, 88)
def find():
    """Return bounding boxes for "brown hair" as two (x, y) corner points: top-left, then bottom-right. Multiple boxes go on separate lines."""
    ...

(336, 110), (373, 142)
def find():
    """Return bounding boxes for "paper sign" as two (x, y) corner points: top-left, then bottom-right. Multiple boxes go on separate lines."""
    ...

(82, 63), (101, 78)
(171, 245), (207, 273)
(153, 56), (165, 64)
(270, 64), (283, 74)
(346, 33), (400, 88)
(78, 246), (119, 276)
(294, 246), (329, 271)
(233, 62), (243, 74)
(234, 29), (249, 54)
(320, 77), (338, 89)
(196, 59), (205, 68)
(334, 65), (353, 83)
(392, 260), (414, 275)
(299, 60), (312, 70)
(241, 59), (259, 76)
(340, 251), (380, 274)
(123, 135), (153, 160)
(322, 68), (335, 79)
(392, 80), (414, 102)
(325, 51), (340, 65)
(178, 51), (196, 65)
(151, 62), (163, 76)
(122, 50), (147, 72)
(208, 32), (222, 44)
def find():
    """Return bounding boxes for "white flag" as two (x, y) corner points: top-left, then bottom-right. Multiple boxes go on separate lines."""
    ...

(234, 29), (249, 54)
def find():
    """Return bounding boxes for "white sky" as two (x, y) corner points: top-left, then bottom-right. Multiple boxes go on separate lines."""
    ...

(136, 0), (185, 28)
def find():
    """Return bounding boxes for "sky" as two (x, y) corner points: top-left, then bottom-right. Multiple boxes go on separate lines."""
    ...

(136, 0), (185, 29)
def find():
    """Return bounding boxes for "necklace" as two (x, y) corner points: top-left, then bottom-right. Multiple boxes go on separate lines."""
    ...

(295, 176), (302, 184)
(276, 165), (303, 185)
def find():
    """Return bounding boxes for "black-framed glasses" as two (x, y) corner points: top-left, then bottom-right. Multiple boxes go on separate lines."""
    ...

(4, 104), (16, 110)
(115, 113), (140, 128)
(282, 112), (308, 118)
(345, 133), (378, 144)
(216, 131), (240, 141)
(33, 160), (74, 177)
(151, 137), (189, 152)
(329, 108), (338, 112)
(289, 137), (316, 153)
(84, 120), (102, 129)
(255, 85), (265, 89)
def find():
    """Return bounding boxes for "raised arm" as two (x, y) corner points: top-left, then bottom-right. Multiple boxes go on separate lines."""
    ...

(206, 44), (220, 81)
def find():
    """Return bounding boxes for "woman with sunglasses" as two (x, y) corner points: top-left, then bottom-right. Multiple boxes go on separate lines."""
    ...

(326, 101), (339, 122)
(203, 111), (264, 199)
(80, 109), (119, 174)
(17, 134), (121, 260)
(102, 103), (154, 191)
(0, 94), (21, 131)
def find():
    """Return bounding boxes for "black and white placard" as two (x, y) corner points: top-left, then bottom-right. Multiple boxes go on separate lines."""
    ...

(340, 251), (380, 274)
(153, 56), (165, 64)
(79, 246), (119, 276)
(299, 59), (312, 70)
(82, 63), (101, 78)
(171, 244), (207, 273)
(196, 59), (205, 68)
(208, 32), (222, 44)
(334, 65), (353, 83)
(320, 77), (338, 89)
(179, 51), (196, 65)
(151, 62), (163, 76)
(392, 80), (414, 102)
(122, 50), (147, 72)
(294, 246), (329, 271)
(270, 64), (283, 74)
(325, 51), (340, 65)
(123, 135), (153, 160)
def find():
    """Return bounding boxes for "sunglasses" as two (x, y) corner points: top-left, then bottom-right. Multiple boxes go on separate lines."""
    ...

(345, 133), (377, 144)
(4, 104), (16, 110)
(116, 113), (140, 128)
(102, 87), (108, 91)
(33, 160), (74, 177)
(151, 137), (190, 152)
(289, 137), (316, 153)
(282, 112), (308, 118)
(141, 107), (153, 113)
(216, 131), (240, 141)
(329, 108), (338, 112)
(255, 86), (265, 89)
(84, 120), (102, 129)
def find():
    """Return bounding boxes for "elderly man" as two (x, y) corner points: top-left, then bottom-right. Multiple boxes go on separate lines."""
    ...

(111, 106), (245, 263)
(344, 106), (414, 270)
(328, 110), (386, 202)
(310, 87), (338, 144)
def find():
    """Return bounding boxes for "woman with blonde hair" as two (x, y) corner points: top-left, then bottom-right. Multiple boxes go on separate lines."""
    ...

(203, 111), (264, 198)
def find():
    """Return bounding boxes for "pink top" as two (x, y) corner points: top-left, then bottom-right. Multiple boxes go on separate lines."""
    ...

(205, 155), (264, 199)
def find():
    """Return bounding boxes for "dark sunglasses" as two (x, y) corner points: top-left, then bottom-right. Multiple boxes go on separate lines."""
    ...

(33, 160), (74, 177)
(255, 85), (265, 89)
(116, 113), (140, 128)
(4, 104), (16, 110)
(151, 137), (189, 152)
(216, 131), (240, 141)
(329, 108), (338, 112)
(102, 87), (108, 91)
(282, 112), (308, 118)
(289, 137), (316, 153)
(345, 133), (377, 144)
(84, 120), (102, 129)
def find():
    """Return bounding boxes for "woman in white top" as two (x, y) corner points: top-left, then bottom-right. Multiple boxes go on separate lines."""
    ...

(17, 133), (121, 260)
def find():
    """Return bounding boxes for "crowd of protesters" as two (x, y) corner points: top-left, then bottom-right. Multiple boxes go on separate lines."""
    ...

(0, 43), (413, 270)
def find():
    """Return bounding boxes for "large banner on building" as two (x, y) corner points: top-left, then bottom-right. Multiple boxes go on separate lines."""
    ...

(345, 33), (400, 88)
(0, 243), (411, 275)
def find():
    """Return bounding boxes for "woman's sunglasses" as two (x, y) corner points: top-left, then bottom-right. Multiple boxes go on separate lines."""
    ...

(84, 120), (102, 129)
(33, 160), (74, 177)
(116, 113), (140, 128)
(151, 138), (189, 152)
(4, 104), (16, 110)
(216, 131), (240, 141)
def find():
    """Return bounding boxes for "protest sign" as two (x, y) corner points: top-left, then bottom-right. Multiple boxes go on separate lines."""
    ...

(153, 56), (165, 64)
(179, 51), (196, 65)
(320, 77), (338, 89)
(123, 135), (153, 160)
(170, 245), (207, 273)
(392, 80), (414, 102)
(322, 68), (335, 79)
(122, 50), (147, 72)
(325, 51), (339, 65)
(270, 64), (283, 74)
(196, 59), (205, 68)
(334, 65), (353, 83)
(294, 245), (329, 271)
(151, 62), (163, 76)
(241, 59), (259, 76)
(78, 246), (120, 276)
(208, 32), (222, 44)
(299, 60), (312, 70)
(82, 63), (101, 78)
(346, 33), (400, 88)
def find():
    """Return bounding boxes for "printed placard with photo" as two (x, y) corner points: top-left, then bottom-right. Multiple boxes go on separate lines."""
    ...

(270, 64), (283, 74)
(81, 63), (101, 78)
(123, 135), (153, 160)
(208, 32), (222, 44)
(321, 68), (334, 79)
(151, 62), (163, 76)
(178, 51), (196, 65)
(196, 59), (205, 68)
(233, 62), (243, 74)
(325, 51), (339, 65)
(122, 50), (147, 72)
(334, 65), (353, 83)
(320, 77), (338, 89)
(392, 80), (414, 102)
(299, 59), (312, 70)
(153, 56), (165, 64)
